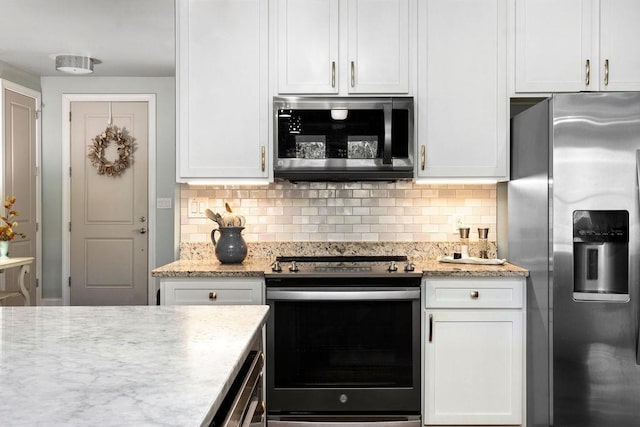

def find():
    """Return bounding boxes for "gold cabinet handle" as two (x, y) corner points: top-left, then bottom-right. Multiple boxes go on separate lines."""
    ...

(604, 59), (609, 86)
(350, 61), (355, 87)
(420, 145), (426, 170)
(261, 145), (266, 172)
(585, 59), (590, 86)
(470, 290), (479, 299)
(331, 61), (336, 88)
(208, 292), (217, 300)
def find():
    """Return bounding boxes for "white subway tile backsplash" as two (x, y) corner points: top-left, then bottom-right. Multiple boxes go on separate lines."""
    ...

(180, 182), (496, 243)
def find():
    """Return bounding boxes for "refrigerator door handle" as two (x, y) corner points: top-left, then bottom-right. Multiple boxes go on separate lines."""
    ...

(636, 150), (640, 364)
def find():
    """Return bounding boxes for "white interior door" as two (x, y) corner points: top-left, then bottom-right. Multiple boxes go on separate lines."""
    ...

(2, 88), (37, 305)
(70, 101), (148, 305)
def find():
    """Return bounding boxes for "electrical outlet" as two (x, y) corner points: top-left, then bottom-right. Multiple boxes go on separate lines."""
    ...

(453, 215), (464, 233)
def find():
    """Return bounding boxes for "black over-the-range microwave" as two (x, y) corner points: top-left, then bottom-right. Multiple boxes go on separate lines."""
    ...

(273, 96), (414, 181)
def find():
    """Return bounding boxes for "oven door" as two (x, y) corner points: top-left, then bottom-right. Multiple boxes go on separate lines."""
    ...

(266, 287), (421, 416)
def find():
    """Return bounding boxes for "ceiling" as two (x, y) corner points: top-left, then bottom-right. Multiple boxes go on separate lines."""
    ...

(0, 0), (175, 77)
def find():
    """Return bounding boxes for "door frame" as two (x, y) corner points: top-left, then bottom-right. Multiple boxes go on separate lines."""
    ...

(62, 94), (157, 306)
(0, 79), (42, 305)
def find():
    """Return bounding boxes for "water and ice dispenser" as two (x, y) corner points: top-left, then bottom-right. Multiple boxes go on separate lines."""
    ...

(573, 210), (629, 302)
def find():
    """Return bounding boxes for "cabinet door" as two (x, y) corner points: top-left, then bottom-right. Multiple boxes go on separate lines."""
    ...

(347, 0), (410, 93)
(417, 0), (507, 179)
(177, 0), (269, 181)
(424, 310), (523, 425)
(599, 0), (640, 90)
(515, 0), (596, 93)
(277, 0), (339, 94)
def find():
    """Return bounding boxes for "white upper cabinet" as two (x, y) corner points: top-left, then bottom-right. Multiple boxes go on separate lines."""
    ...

(277, 0), (340, 94)
(417, 0), (508, 180)
(176, 0), (270, 182)
(347, 0), (410, 93)
(515, 0), (640, 93)
(277, 0), (412, 95)
(599, 0), (640, 91)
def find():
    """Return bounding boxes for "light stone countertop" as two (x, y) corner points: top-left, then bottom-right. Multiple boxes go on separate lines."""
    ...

(417, 259), (528, 277)
(152, 258), (271, 278)
(0, 305), (269, 427)
(153, 241), (527, 278)
(152, 258), (528, 278)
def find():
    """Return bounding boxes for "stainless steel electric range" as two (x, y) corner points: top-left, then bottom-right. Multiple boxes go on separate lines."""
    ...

(264, 256), (422, 427)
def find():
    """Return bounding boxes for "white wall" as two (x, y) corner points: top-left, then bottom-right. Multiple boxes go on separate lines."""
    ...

(40, 76), (177, 301)
(0, 60), (40, 91)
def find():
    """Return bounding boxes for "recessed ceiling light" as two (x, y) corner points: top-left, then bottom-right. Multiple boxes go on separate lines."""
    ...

(55, 55), (99, 75)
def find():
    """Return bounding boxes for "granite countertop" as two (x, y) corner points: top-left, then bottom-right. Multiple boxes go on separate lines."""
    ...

(0, 305), (269, 426)
(417, 259), (528, 277)
(152, 258), (272, 278)
(152, 258), (528, 278)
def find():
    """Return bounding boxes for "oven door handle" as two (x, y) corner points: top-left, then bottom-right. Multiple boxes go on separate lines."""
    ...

(266, 289), (420, 301)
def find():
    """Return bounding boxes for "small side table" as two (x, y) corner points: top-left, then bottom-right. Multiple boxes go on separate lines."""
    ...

(0, 257), (34, 306)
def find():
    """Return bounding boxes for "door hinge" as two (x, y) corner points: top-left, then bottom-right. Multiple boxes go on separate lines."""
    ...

(68, 277), (71, 287)
(68, 221), (71, 232)
(69, 167), (72, 177)
(35, 110), (40, 120)
(69, 111), (72, 122)
(35, 222), (39, 232)
(35, 166), (39, 176)
(35, 278), (39, 288)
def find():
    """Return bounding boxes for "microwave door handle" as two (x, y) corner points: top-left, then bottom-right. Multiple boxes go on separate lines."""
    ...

(383, 102), (392, 164)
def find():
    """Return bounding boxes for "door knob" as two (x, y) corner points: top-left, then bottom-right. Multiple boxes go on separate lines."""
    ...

(139, 216), (146, 223)
(139, 228), (147, 234)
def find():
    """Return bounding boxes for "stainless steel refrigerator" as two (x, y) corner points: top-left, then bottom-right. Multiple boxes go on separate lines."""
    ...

(506, 92), (640, 427)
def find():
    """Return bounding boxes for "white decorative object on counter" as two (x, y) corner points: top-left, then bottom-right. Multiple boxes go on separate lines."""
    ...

(437, 256), (506, 265)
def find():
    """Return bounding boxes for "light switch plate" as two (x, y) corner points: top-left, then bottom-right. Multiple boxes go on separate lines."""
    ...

(157, 198), (172, 209)
(187, 197), (208, 218)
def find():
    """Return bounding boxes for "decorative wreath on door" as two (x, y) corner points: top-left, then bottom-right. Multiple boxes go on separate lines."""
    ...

(87, 124), (135, 176)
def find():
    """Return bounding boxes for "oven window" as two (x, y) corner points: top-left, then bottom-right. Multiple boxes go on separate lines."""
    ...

(272, 300), (414, 388)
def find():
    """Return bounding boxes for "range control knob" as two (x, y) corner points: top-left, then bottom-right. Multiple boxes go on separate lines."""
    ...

(404, 262), (415, 272)
(289, 260), (299, 272)
(388, 261), (398, 272)
(271, 261), (282, 272)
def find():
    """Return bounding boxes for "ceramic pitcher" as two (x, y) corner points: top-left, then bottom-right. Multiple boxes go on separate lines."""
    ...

(211, 226), (247, 264)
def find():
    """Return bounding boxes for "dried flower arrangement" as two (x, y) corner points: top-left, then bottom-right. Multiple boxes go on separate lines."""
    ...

(0, 196), (26, 241)
(88, 124), (135, 176)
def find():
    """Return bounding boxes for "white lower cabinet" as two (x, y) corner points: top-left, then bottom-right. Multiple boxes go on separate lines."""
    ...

(423, 277), (525, 426)
(160, 277), (264, 305)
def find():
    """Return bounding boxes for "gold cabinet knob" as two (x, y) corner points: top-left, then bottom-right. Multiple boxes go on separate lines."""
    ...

(470, 290), (479, 299)
(208, 292), (217, 300)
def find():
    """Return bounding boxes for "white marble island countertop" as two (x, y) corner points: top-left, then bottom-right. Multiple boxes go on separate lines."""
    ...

(0, 305), (269, 426)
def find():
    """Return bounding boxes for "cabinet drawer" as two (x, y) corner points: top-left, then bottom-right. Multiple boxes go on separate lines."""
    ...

(161, 278), (263, 305)
(424, 277), (524, 309)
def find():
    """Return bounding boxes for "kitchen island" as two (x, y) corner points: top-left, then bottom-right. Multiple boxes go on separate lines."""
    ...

(0, 305), (269, 426)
